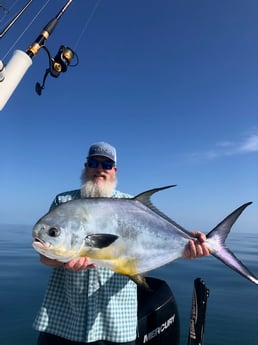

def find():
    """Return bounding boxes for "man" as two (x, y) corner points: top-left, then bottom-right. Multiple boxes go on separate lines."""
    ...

(34, 141), (209, 345)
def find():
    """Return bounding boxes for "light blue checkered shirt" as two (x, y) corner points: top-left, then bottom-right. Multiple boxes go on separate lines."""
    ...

(33, 189), (138, 343)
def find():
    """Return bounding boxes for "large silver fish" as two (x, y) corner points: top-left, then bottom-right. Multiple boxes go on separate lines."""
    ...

(32, 185), (258, 285)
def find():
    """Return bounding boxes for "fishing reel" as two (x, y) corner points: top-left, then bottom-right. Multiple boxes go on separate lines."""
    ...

(35, 44), (79, 95)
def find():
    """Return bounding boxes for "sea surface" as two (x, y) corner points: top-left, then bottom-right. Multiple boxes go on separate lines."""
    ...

(0, 224), (258, 345)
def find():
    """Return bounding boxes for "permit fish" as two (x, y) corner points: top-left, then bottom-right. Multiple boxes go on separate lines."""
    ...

(32, 185), (258, 285)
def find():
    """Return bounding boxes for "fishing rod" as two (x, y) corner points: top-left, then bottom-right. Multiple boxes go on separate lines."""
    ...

(0, 0), (77, 110)
(26, 0), (78, 95)
(26, 0), (73, 58)
(0, 0), (33, 39)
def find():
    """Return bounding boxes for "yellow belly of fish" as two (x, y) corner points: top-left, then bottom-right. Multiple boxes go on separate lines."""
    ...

(79, 246), (138, 276)
(111, 257), (138, 276)
(52, 246), (79, 259)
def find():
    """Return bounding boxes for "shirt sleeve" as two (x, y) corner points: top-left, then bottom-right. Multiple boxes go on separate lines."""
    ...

(49, 195), (59, 211)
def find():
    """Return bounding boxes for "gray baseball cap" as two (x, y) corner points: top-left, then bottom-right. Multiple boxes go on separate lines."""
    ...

(87, 142), (117, 162)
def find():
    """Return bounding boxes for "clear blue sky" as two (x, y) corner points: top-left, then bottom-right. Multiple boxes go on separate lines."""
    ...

(0, 0), (257, 233)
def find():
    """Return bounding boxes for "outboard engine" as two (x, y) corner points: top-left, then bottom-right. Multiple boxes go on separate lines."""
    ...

(137, 277), (180, 345)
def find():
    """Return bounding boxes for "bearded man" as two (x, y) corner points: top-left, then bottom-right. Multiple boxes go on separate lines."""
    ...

(34, 141), (209, 345)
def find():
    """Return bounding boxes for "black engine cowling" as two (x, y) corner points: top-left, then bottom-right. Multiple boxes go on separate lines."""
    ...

(137, 277), (180, 345)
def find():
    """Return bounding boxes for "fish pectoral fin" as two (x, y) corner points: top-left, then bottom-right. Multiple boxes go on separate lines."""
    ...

(84, 233), (119, 249)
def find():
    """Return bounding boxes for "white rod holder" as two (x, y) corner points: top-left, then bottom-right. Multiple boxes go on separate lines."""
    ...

(0, 50), (32, 111)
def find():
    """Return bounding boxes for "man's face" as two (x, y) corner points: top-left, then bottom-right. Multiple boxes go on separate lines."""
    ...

(80, 156), (117, 198)
(85, 156), (117, 185)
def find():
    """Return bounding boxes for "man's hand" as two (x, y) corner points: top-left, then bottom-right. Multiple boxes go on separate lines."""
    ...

(183, 231), (210, 259)
(64, 257), (97, 272)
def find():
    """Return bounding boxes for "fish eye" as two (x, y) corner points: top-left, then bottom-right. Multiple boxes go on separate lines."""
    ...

(48, 227), (61, 237)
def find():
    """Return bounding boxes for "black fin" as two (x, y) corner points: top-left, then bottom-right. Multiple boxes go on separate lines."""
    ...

(133, 185), (176, 207)
(85, 234), (118, 249)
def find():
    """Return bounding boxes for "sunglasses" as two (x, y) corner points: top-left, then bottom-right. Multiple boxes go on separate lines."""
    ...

(86, 159), (115, 170)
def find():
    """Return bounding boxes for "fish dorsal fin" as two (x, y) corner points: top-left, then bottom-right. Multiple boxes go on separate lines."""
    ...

(133, 185), (189, 234)
(133, 185), (176, 207)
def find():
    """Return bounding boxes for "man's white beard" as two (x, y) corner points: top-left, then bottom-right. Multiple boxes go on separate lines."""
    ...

(80, 170), (117, 198)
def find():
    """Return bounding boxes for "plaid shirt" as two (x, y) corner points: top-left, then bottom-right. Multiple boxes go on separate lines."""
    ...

(33, 189), (138, 343)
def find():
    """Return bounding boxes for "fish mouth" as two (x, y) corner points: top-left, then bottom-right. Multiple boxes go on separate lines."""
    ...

(32, 238), (51, 249)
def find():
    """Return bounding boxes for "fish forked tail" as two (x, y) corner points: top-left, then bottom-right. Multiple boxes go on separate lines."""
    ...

(206, 202), (258, 285)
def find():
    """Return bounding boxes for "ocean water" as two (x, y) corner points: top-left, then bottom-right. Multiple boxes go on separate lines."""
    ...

(1, 224), (258, 345)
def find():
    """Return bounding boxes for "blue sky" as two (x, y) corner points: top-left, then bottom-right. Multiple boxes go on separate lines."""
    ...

(0, 0), (257, 233)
